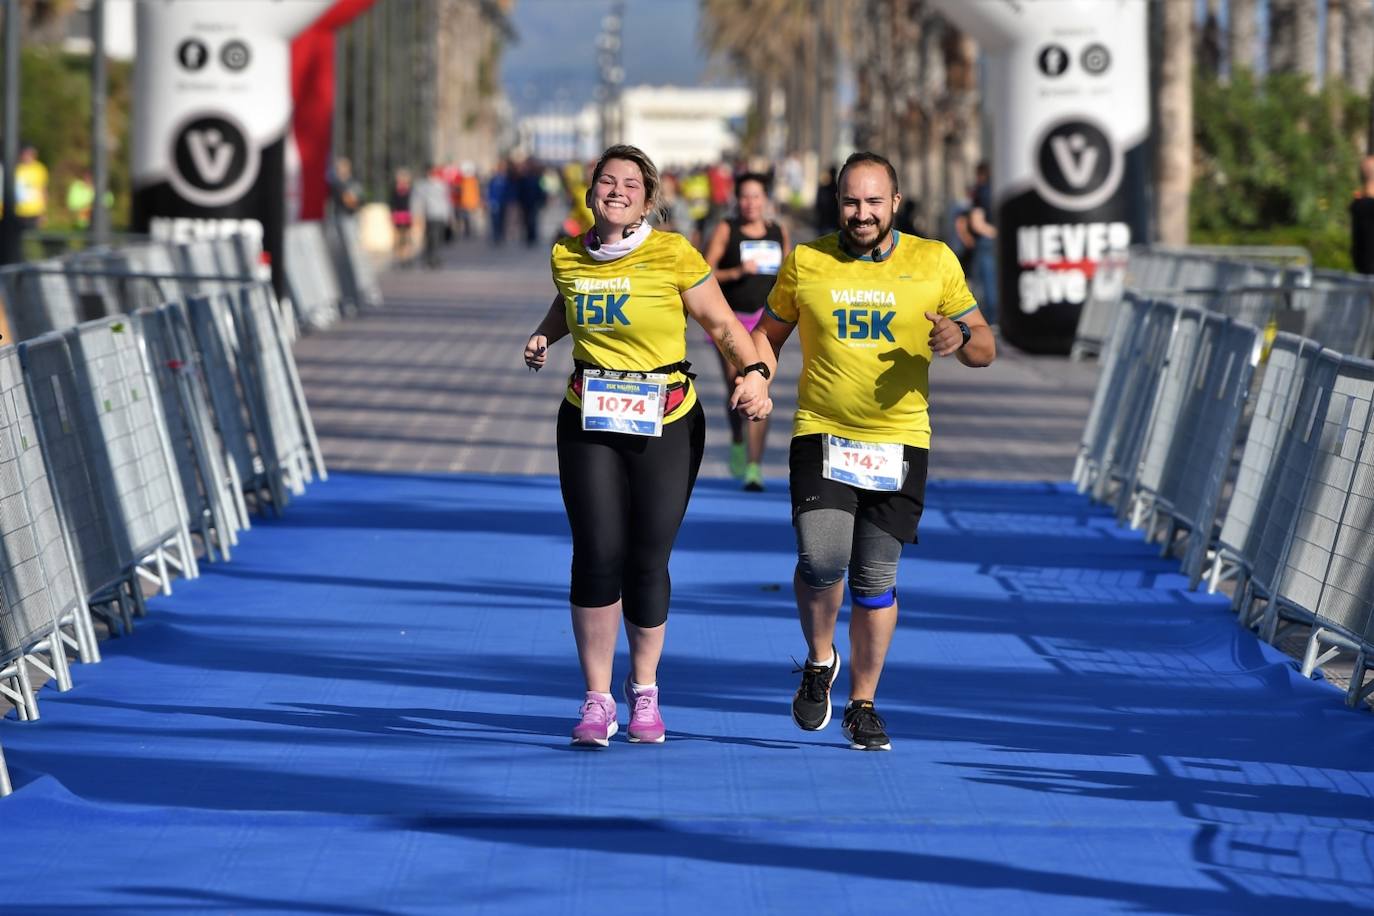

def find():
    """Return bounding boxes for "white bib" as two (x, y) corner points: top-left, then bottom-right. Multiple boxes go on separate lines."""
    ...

(739, 239), (782, 275)
(822, 435), (906, 491)
(580, 371), (668, 437)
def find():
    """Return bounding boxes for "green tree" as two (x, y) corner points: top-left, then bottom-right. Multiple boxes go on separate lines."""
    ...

(11, 45), (133, 233)
(1191, 70), (1367, 269)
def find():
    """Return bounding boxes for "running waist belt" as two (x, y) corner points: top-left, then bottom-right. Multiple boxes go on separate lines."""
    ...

(569, 360), (695, 417)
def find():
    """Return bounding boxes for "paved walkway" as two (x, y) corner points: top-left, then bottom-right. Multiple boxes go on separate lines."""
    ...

(295, 240), (1101, 481)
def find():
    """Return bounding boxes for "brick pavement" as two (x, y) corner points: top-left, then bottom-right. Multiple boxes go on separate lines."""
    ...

(294, 239), (1101, 482)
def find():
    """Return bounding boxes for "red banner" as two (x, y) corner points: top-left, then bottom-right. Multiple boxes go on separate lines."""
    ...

(291, 0), (377, 220)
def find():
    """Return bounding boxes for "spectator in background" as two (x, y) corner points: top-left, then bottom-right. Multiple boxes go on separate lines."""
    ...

(780, 153), (805, 213)
(814, 165), (839, 237)
(518, 158), (548, 247)
(559, 161), (595, 240)
(390, 168), (414, 260)
(895, 197), (923, 237)
(969, 162), (998, 326)
(329, 157), (364, 216)
(680, 166), (712, 246)
(706, 161), (734, 227)
(703, 172), (790, 491)
(488, 159), (512, 245)
(457, 162), (483, 239)
(1350, 155), (1374, 275)
(67, 170), (95, 229)
(414, 164), (454, 270)
(654, 172), (695, 238)
(14, 144), (48, 230)
(945, 192), (976, 274)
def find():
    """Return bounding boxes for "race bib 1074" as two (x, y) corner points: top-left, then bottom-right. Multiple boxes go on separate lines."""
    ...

(581, 372), (667, 437)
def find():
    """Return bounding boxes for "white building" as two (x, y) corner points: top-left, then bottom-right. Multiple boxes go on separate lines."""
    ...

(518, 85), (750, 168)
(619, 85), (750, 170)
(62, 0), (137, 60)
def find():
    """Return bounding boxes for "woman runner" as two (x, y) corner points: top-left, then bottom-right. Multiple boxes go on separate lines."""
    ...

(524, 145), (774, 747)
(703, 173), (790, 490)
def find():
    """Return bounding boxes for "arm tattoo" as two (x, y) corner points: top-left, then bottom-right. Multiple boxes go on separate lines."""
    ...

(719, 328), (743, 368)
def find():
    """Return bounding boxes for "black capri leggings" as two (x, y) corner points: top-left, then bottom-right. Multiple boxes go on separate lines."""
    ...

(556, 399), (705, 628)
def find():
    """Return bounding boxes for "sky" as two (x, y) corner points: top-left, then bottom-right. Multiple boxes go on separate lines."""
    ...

(502, 0), (736, 116)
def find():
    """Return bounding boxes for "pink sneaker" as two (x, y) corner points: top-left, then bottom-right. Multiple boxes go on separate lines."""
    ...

(571, 693), (618, 747)
(623, 679), (666, 744)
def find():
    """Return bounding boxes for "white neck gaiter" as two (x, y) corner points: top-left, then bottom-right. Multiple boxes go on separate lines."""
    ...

(584, 222), (653, 262)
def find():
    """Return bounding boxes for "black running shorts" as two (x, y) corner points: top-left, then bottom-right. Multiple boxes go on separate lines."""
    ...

(788, 434), (929, 544)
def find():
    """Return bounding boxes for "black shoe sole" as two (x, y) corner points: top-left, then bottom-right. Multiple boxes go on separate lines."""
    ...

(842, 730), (892, 751)
(791, 650), (840, 731)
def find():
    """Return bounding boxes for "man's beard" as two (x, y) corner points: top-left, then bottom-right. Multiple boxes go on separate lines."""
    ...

(839, 215), (894, 255)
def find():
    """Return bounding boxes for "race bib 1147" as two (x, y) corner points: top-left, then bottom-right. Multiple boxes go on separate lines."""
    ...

(822, 435), (906, 491)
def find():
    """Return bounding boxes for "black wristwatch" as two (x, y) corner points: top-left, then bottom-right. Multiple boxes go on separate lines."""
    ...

(740, 362), (771, 380)
(954, 320), (972, 350)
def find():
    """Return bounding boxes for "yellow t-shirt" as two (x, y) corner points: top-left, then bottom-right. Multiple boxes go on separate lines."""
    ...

(552, 229), (710, 423)
(766, 230), (978, 449)
(14, 160), (48, 219)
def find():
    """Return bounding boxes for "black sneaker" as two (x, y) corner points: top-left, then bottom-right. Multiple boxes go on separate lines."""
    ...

(791, 647), (840, 731)
(841, 700), (892, 751)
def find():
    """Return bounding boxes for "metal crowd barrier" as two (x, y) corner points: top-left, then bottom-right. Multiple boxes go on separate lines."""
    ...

(1151, 317), (1263, 587)
(1248, 355), (1374, 709)
(0, 346), (100, 726)
(326, 214), (383, 312)
(1071, 245), (1312, 360)
(186, 292), (273, 512)
(233, 284), (327, 491)
(284, 222), (344, 331)
(1235, 351), (1342, 631)
(18, 321), (197, 632)
(1073, 294), (1151, 491)
(1120, 304), (1206, 524)
(0, 232), (338, 796)
(0, 260), (83, 342)
(137, 304), (247, 562)
(108, 242), (186, 312)
(174, 240), (239, 296)
(20, 332), (141, 630)
(1078, 284), (1374, 709)
(184, 284), (326, 515)
(1087, 299), (1178, 505)
(1206, 334), (1323, 595)
(70, 317), (199, 594)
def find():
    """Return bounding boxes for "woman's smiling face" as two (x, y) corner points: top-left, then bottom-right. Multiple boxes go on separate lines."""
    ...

(588, 158), (648, 233)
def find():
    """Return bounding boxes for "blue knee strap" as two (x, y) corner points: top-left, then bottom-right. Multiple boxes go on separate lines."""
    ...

(852, 588), (896, 610)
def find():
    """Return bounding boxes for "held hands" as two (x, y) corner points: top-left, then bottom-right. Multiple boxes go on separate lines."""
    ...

(926, 311), (962, 357)
(730, 371), (772, 422)
(524, 334), (548, 371)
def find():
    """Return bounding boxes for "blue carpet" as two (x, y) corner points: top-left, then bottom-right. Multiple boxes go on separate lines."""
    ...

(2, 472), (1373, 915)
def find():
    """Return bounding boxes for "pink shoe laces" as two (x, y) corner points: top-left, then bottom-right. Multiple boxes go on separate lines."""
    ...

(629, 690), (659, 725)
(580, 694), (614, 724)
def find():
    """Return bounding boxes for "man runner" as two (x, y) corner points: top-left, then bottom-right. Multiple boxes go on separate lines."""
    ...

(751, 151), (996, 750)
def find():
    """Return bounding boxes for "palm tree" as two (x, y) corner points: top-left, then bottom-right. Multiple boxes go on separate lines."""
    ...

(1269, 0), (1319, 83)
(1229, 0), (1260, 75)
(1349, 0), (1374, 95)
(1156, 0), (1192, 245)
(1326, 0), (1346, 87)
(699, 0), (814, 159)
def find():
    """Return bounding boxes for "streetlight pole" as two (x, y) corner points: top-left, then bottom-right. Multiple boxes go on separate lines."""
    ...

(596, 0), (624, 150)
(91, 0), (110, 244)
(1, 0), (21, 265)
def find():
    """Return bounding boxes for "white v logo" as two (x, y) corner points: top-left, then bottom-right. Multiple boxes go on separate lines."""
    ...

(1050, 134), (1098, 189)
(186, 129), (234, 184)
